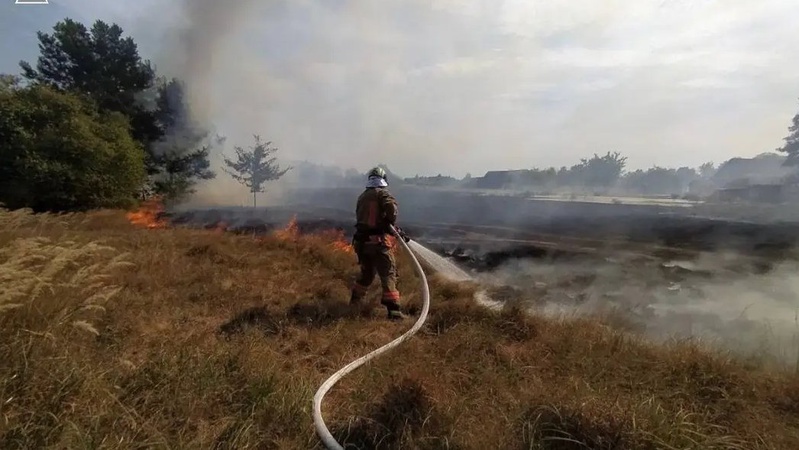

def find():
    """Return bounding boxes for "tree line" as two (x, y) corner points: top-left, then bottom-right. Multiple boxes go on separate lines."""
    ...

(404, 103), (799, 196)
(403, 151), (716, 195)
(408, 144), (799, 196)
(0, 18), (289, 212)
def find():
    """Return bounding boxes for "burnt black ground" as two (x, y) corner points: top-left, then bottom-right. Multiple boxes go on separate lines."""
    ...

(277, 186), (799, 255)
(166, 200), (799, 273)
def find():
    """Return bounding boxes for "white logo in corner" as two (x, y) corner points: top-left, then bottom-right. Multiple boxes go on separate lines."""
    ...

(16, 0), (49, 4)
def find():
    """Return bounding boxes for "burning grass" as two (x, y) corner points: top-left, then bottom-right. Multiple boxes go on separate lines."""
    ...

(2, 205), (799, 449)
(125, 196), (168, 229)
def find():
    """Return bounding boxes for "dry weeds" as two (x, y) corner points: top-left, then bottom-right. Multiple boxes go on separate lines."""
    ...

(1, 206), (799, 449)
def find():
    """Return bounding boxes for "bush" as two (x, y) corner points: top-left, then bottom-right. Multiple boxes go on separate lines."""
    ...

(0, 85), (145, 212)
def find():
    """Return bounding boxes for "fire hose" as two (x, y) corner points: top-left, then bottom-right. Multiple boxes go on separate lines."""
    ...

(312, 226), (430, 450)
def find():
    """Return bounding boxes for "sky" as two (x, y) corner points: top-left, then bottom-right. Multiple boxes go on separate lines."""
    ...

(1, 0), (799, 178)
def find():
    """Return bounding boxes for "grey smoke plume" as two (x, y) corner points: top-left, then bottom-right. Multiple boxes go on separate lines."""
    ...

(149, 0), (264, 205)
(107, 0), (799, 205)
(161, 0), (260, 124)
(481, 251), (799, 366)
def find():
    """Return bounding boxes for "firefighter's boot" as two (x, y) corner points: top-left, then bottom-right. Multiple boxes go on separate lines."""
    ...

(382, 300), (405, 321)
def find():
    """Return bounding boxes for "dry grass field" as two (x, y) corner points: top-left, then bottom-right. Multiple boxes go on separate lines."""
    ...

(3, 204), (799, 449)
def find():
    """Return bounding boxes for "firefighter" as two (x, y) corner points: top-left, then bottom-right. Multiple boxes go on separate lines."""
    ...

(350, 166), (408, 320)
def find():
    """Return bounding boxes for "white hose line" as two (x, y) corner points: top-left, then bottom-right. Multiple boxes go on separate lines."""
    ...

(313, 229), (431, 450)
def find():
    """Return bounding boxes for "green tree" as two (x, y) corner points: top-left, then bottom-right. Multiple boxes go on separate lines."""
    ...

(0, 84), (145, 212)
(0, 74), (20, 93)
(778, 102), (799, 165)
(223, 136), (291, 207)
(623, 167), (679, 195)
(19, 19), (159, 145)
(149, 78), (219, 200)
(19, 19), (214, 199)
(570, 151), (627, 187)
(698, 162), (716, 178)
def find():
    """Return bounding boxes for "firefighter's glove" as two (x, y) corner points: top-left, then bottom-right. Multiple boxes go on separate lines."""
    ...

(394, 226), (411, 243)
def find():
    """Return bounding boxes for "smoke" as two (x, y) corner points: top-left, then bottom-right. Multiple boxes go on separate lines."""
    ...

(143, 0), (271, 206)
(156, 0), (260, 124)
(163, 190), (799, 366)
(406, 227), (799, 365)
(479, 251), (799, 366)
(112, 0), (799, 207)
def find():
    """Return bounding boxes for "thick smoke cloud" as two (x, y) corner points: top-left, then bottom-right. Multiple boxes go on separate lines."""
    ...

(155, 0), (260, 124)
(134, 0), (797, 171)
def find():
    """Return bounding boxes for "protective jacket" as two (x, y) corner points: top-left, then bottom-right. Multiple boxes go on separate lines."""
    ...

(354, 187), (398, 242)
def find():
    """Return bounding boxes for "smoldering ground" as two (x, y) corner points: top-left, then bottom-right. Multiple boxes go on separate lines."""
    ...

(473, 249), (799, 366)
(164, 202), (799, 366)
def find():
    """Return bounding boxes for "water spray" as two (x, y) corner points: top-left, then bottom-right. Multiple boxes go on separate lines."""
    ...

(312, 225), (431, 450)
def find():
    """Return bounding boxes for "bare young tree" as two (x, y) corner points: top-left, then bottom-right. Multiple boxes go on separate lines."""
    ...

(223, 135), (291, 207)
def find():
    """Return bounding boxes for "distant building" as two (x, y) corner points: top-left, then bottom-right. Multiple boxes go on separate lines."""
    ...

(404, 174), (459, 187)
(713, 184), (785, 204)
(712, 153), (793, 187)
(469, 170), (530, 189)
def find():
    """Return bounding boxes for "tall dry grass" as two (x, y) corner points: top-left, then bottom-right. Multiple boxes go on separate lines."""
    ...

(1, 206), (799, 449)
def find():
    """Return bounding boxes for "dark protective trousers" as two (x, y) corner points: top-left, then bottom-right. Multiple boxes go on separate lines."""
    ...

(351, 238), (400, 310)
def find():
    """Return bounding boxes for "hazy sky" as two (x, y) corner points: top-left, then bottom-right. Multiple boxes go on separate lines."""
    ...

(2, 0), (798, 177)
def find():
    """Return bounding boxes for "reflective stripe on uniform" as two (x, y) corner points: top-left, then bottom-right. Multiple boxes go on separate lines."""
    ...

(352, 282), (369, 293)
(367, 200), (378, 227)
(382, 290), (400, 300)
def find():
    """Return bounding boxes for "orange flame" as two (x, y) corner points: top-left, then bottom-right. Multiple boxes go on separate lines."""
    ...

(126, 197), (168, 229)
(212, 221), (229, 234)
(319, 229), (355, 254)
(274, 215), (300, 240)
(318, 228), (398, 255)
(331, 240), (355, 254)
(271, 216), (357, 255)
(125, 203), (382, 258)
